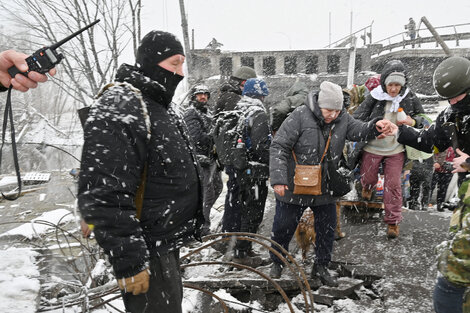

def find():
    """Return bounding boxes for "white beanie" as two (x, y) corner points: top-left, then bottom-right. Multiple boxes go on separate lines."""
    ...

(384, 72), (406, 86)
(318, 81), (344, 110)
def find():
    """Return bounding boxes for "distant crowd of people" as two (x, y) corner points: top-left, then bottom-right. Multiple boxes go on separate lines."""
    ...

(2, 24), (470, 313)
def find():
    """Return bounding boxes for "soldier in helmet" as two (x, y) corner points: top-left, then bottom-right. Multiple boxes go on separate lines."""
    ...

(214, 66), (257, 115)
(391, 56), (470, 180)
(183, 85), (223, 236)
(385, 56), (470, 313)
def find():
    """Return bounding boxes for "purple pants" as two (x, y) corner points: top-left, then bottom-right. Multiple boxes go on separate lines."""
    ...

(360, 151), (405, 225)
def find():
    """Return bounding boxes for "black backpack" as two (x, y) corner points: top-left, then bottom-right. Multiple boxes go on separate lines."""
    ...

(212, 109), (248, 170)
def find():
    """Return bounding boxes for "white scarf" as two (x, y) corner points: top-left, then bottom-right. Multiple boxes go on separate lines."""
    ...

(370, 85), (410, 112)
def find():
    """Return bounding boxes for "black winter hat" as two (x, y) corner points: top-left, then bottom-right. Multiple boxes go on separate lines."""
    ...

(136, 31), (185, 75)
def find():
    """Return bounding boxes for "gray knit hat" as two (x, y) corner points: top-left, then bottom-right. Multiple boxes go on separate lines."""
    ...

(318, 81), (344, 110)
(384, 72), (406, 86)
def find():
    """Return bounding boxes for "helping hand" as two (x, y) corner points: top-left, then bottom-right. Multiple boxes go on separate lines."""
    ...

(117, 268), (150, 295)
(273, 184), (288, 197)
(452, 148), (470, 173)
(0, 50), (56, 92)
(375, 120), (398, 139)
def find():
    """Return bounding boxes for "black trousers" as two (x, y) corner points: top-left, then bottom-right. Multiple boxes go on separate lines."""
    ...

(222, 166), (241, 232)
(431, 171), (454, 205)
(270, 200), (336, 266)
(121, 250), (183, 313)
(409, 158), (434, 208)
(222, 166), (268, 251)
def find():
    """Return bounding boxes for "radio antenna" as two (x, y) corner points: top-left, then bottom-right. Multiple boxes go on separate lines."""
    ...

(50, 19), (100, 50)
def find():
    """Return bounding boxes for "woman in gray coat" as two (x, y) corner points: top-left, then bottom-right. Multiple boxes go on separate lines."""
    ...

(269, 81), (389, 286)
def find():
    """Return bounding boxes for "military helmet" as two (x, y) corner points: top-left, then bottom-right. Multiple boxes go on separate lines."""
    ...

(232, 66), (257, 81)
(433, 56), (470, 99)
(191, 85), (210, 100)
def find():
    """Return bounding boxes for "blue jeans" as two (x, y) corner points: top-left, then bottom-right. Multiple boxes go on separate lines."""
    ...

(433, 276), (466, 313)
(270, 200), (336, 266)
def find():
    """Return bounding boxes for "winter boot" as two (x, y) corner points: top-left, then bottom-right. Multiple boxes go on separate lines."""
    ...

(311, 264), (338, 287)
(408, 200), (420, 211)
(437, 204), (444, 212)
(387, 224), (399, 239)
(269, 262), (283, 279)
(232, 250), (263, 268)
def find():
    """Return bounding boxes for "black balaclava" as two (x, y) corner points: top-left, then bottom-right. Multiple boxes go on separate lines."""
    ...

(136, 31), (185, 105)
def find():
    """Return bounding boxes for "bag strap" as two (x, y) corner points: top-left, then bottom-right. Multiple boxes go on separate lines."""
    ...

(292, 128), (333, 165)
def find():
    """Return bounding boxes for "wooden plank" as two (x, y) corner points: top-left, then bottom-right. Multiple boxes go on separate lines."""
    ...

(337, 200), (384, 209)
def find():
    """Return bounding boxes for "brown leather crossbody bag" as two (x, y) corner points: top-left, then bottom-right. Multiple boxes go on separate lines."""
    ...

(292, 129), (332, 196)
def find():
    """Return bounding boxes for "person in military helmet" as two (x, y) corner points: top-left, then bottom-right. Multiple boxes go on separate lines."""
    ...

(183, 85), (223, 236)
(383, 56), (470, 313)
(390, 56), (470, 180)
(214, 66), (257, 115)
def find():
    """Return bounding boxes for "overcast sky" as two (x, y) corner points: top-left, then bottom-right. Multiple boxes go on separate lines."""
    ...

(137, 0), (470, 54)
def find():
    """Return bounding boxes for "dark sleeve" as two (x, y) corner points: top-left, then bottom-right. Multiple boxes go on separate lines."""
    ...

(397, 110), (452, 153)
(183, 109), (211, 153)
(345, 114), (381, 142)
(352, 94), (375, 121)
(78, 90), (149, 279)
(397, 124), (437, 153)
(249, 111), (271, 164)
(269, 109), (301, 186)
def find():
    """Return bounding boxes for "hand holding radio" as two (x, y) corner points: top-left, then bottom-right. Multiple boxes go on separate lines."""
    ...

(0, 50), (55, 92)
(3, 19), (100, 92)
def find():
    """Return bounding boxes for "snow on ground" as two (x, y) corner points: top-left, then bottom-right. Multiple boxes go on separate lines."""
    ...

(0, 208), (75, 239)
(0, 248), (40, 313)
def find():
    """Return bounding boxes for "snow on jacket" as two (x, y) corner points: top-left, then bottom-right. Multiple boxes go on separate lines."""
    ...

(271, 80), (309, 131)
(235, 96), (271, 166)
(78, 64), (204, 279)
(353, 60), (425, 128)
(270, 91), (380, 207)
(183, 102), (215, 162)
(398, 95), (470, 167)
(350, 60), (424, 163)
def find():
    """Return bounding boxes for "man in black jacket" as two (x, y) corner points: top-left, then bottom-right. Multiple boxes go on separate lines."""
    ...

(184, 85), (223, 236)
(214, 66), (256, 115)
(389, 56), (470, 180)
(78, 31), (204, 313)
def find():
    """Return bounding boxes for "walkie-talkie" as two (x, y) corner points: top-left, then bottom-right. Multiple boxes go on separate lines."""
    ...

(8, 19), (100, 78)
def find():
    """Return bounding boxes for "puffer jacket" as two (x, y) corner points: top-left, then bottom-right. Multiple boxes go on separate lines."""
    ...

(214, 79), (242, 115)
(183, 102), (215, 162)
(78, 64), (204, 279)
(271, 80), (309, 131)
(270, 91), (380, 207)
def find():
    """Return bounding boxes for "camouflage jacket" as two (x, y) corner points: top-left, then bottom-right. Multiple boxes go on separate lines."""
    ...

(436, 178), (470, 286)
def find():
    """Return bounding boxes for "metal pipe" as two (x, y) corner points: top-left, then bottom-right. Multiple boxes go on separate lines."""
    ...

(420, 16), (452, 56)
